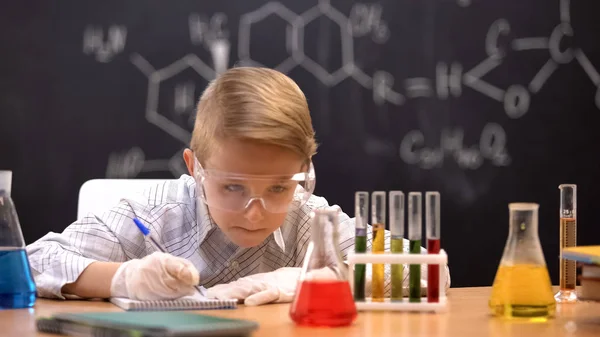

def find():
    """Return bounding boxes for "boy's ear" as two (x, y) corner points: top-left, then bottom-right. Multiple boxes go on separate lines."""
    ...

(183, 148), (195, 176)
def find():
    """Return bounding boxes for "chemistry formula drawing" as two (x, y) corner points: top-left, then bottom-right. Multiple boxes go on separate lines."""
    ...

(83, 0), (598, 177)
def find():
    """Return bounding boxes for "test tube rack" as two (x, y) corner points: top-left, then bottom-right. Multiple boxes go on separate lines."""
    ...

(346, 250), (448, 312)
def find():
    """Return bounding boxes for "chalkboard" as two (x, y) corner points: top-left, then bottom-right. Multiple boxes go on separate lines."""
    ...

(2, 0), (600, 287)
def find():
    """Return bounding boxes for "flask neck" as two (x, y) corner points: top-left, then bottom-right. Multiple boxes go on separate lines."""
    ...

(502, 206), (546, 266)
(0, 191), (26, 248)
(310, 216), (338, 256)
(508, 207), (540, 239)
(304, 210), (347, 279)
(509, 218), (538, 238)
(0, 171), (12, 197)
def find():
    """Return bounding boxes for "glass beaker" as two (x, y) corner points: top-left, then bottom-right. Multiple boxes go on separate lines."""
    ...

(0, 171), (37, 309)
(289, 209), (357, 327)
(489, 203), (555, 319)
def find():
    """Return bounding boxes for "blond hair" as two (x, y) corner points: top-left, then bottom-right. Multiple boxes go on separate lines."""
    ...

(190, 67), (318, 165)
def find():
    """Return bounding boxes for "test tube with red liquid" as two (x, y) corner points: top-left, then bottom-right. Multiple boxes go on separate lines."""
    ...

(426, 191), (441, 303)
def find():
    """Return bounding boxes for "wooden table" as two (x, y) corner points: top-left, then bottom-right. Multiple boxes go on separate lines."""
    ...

(1, 287), (599, 337)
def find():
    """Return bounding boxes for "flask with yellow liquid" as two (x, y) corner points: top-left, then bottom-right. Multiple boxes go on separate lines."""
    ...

(489, 203), (556, 320)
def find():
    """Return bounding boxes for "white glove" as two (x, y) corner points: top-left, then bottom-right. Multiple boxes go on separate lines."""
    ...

(206, 267), (338, 306)
(110, 252), (200, 301)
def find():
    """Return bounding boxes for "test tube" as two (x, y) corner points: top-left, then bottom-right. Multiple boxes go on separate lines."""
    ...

(371, 191), (386, 302)
(426, 191), (441, 303)
(408, 192), (422, 303)
(389, 191), (404, 302)
(555, 184), (578, 303)
(354, 191), (368, 301)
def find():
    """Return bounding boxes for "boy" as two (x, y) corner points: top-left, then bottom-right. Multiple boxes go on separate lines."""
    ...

(26, 67), (450, 305)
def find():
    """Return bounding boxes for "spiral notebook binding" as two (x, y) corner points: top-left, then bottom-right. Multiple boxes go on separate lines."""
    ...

(128, 298), (238, 311)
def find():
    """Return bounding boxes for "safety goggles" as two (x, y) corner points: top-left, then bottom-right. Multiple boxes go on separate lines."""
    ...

(193, 157), (316, 214)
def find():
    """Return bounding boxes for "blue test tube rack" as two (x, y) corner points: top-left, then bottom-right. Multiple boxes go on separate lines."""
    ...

(346, 250), (449, 312)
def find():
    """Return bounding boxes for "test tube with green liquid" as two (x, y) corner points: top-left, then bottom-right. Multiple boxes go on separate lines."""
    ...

(371, 191), (386, 302)
(408, 192), (422, 302)
(353, 191), (368, 301)
(389, 191), (404, 302)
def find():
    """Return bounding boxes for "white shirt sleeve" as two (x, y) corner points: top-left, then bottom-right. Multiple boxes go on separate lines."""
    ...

(26, 200), (147, 299)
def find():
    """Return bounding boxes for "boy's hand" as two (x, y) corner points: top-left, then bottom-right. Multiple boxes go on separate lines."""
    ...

(110, 252), (200, 300)
(205, 267), (337, 306)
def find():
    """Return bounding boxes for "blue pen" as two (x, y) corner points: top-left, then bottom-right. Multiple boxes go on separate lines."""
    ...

(132, 217), (206, 295)
(132, 218), (166, 253)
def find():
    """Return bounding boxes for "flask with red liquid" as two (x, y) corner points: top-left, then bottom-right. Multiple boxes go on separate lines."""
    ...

(289, 209), (357, 327)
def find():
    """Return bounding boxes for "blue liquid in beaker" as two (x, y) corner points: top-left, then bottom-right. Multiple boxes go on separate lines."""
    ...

(0, 248), (36, 309)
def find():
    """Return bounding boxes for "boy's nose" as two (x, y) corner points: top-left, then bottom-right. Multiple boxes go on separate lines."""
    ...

(243, 199), (265, 224)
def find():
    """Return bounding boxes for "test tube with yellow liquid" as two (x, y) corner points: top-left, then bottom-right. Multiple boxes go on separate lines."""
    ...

(489, 203), (556, 320)
(554, 184), (578, 303)
(371, 191), (386, 302)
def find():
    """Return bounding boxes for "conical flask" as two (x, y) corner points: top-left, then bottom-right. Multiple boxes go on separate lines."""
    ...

(0, 171), (37, 309)
(289, 209), (357, 327)
(489, 203), (555, 319)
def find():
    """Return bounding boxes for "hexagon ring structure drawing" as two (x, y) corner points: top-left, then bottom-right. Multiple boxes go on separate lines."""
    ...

(238, 2), (298, 74)
(131, 53), (216, 144)
(293, 1), (356, 86)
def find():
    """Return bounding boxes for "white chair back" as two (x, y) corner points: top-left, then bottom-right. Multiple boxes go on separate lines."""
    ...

(77, 179), (172, 219)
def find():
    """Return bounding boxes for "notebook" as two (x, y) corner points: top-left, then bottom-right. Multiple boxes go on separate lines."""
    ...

(562, 245), (600, 265)
(36, 311), (259, 337)
(110, 291), (239, 311)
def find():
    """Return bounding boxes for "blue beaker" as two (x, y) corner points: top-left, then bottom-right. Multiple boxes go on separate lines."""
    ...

(0, 171), (36, 309)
